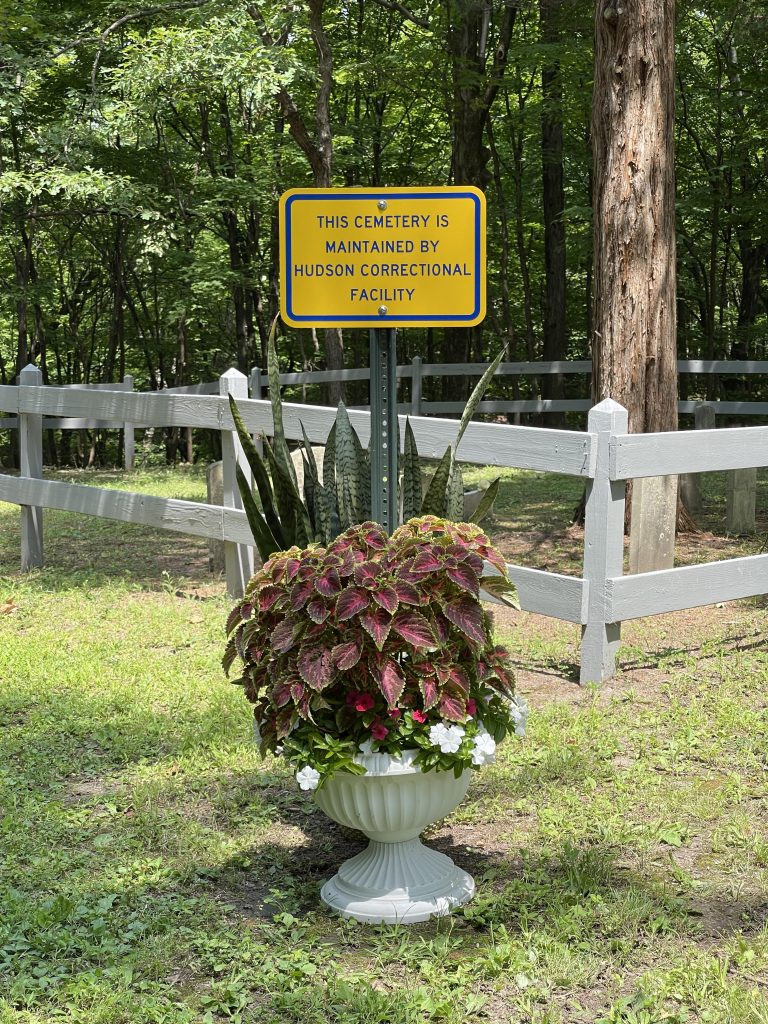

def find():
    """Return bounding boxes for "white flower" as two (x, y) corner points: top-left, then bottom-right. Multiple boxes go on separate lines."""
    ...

(509, 695), (529, 737)
(471, 728), (497, 766)
(429, 722), (465, 754)
(295, 765), (321, 791)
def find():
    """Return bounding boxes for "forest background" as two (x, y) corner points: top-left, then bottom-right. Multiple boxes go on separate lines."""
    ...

(1, 0), (766, 466)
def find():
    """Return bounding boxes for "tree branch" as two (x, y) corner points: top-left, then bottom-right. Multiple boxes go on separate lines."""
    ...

(481, 1), (518, 115)
(89, 0), (213, 89)
(368, 0), (430, 30)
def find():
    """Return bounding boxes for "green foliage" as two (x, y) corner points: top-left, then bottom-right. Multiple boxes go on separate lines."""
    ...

(230, 329), (505, 561)
(224, 516), (520, 784)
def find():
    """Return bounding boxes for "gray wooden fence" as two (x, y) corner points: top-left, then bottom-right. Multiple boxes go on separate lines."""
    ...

(252, 358), (768, 420)
(1, 365), (767, 684)
(0, 376), (220, 471)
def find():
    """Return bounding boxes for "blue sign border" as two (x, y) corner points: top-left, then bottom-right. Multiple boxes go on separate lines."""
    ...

(283, 191), (483, 324)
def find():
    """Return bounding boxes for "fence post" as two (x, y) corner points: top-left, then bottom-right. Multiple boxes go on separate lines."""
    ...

(123, 374), (135, 470)
(680, 401), (715, 514)
(249, 367), (263, 400)
(580, 398), (628, 685)
(219, 368), (254, 598)
(411, 355), (422, 416)
(19, 363), (44, 570)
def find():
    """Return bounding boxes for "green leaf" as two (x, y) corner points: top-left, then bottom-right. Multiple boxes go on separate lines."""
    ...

(334, 402), (364, 528)
(228, 394), (286, 547)
(401, 418), (422, 522)
(456, 347), (506, 448)
(420, 446), (453, 517)
(446, 459), (464, 521)
(469, 477), (500, 524)
(235, 464), (280, 561)
(267, 316), (298, 491)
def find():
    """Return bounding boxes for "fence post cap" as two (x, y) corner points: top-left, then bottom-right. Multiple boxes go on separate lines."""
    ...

(220, 367), (247, 380)
(591, 397), (626, 414)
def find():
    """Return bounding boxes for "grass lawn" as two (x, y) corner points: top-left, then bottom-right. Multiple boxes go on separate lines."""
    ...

(0, 465), (767, 1023)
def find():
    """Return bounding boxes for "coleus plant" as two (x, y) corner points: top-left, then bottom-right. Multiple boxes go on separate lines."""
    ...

(224, 516), (525, 787)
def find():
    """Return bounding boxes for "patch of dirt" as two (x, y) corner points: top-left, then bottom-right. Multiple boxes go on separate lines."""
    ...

(63, 776), (122, 804)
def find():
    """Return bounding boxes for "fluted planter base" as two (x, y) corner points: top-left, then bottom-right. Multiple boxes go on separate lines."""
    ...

(321, 837), (475, 923)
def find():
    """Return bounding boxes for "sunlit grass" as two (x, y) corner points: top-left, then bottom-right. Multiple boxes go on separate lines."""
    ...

(0, 468), (766, 1022)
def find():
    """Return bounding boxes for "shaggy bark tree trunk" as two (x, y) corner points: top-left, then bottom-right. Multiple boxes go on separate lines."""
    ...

(591, 0), (683, 538)
(591, 0), (677, 435)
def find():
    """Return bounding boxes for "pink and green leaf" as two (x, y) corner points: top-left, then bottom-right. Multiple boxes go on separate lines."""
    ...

(297, 645), (334, 690)
(360, 607), (392, 650)
(391, 610), (436, 649)
(332, 639), (363, 670)
(444, 597), (486, 645)
(336, 587), (369, 620)
(372, 657), (405, 706)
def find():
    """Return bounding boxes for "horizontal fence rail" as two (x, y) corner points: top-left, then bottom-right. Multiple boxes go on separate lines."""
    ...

(2, 367), (768, 685)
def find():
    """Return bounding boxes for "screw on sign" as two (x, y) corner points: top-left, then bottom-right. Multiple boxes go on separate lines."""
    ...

(278, 186), (487, 532)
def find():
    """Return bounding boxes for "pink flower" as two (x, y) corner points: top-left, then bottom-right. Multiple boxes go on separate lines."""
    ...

(412, 710), (428, 724)
(346, 691), (375, 712)
(388, 708), (402, 719)
(466, 699), (477, 716)
(370, 720), (389, 740)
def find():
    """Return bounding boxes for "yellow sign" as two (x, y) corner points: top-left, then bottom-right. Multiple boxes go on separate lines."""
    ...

(279, 186), (486, 328)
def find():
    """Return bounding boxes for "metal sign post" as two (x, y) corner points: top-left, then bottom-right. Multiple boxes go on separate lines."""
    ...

(369, 327), (399, 533)
(278, 185), (486, 535)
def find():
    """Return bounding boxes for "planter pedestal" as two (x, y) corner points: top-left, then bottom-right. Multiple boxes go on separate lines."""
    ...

(314, 750), (474, 924)
(321, 837), (474, 924)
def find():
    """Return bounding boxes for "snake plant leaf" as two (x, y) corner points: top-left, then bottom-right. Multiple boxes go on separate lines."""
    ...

(469, 476), (500, 524)
(264, 438), (313, 548)
(301, 452), (317, 536)
(401, 418), (422, 522)
(266, 317), (298, 492)
(445, 458), (464, 521)
(323, 421), (337, 496)
(235, 464), (280, 561)
(352, 428), (371, 521)
(264, 436), (296, 530)
(227, 394), (287, 548)
(314, 482), (340, 544)
(299, 422), (319, 483)
(455, 347), (506, 449)
(335, 403), (363, 527)
(420, 446), (453, 517)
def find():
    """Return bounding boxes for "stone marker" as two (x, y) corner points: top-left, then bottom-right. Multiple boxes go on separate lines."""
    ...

(726, 468), (756, 535)
(207, 460), (224, 574)
(629, 474), (677, 574)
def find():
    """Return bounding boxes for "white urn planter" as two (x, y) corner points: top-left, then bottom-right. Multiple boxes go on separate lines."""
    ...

(313, 749), (475, 924)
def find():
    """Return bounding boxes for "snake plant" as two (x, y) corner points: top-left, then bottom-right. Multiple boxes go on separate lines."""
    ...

(228, 322), (505, 562)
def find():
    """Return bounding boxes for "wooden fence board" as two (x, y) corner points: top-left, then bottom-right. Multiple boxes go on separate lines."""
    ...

(17, 387), (225, 429)
(233, 398), (595, 476)
(0, 474), (237, 541)
(608, 553), (768, 620)
(483, 564), (585, 622)
(611, 425), (768, 478)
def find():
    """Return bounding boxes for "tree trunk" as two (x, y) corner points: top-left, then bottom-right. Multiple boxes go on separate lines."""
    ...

(592, 0), (677, 434)
(591, 0), (677, 536)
